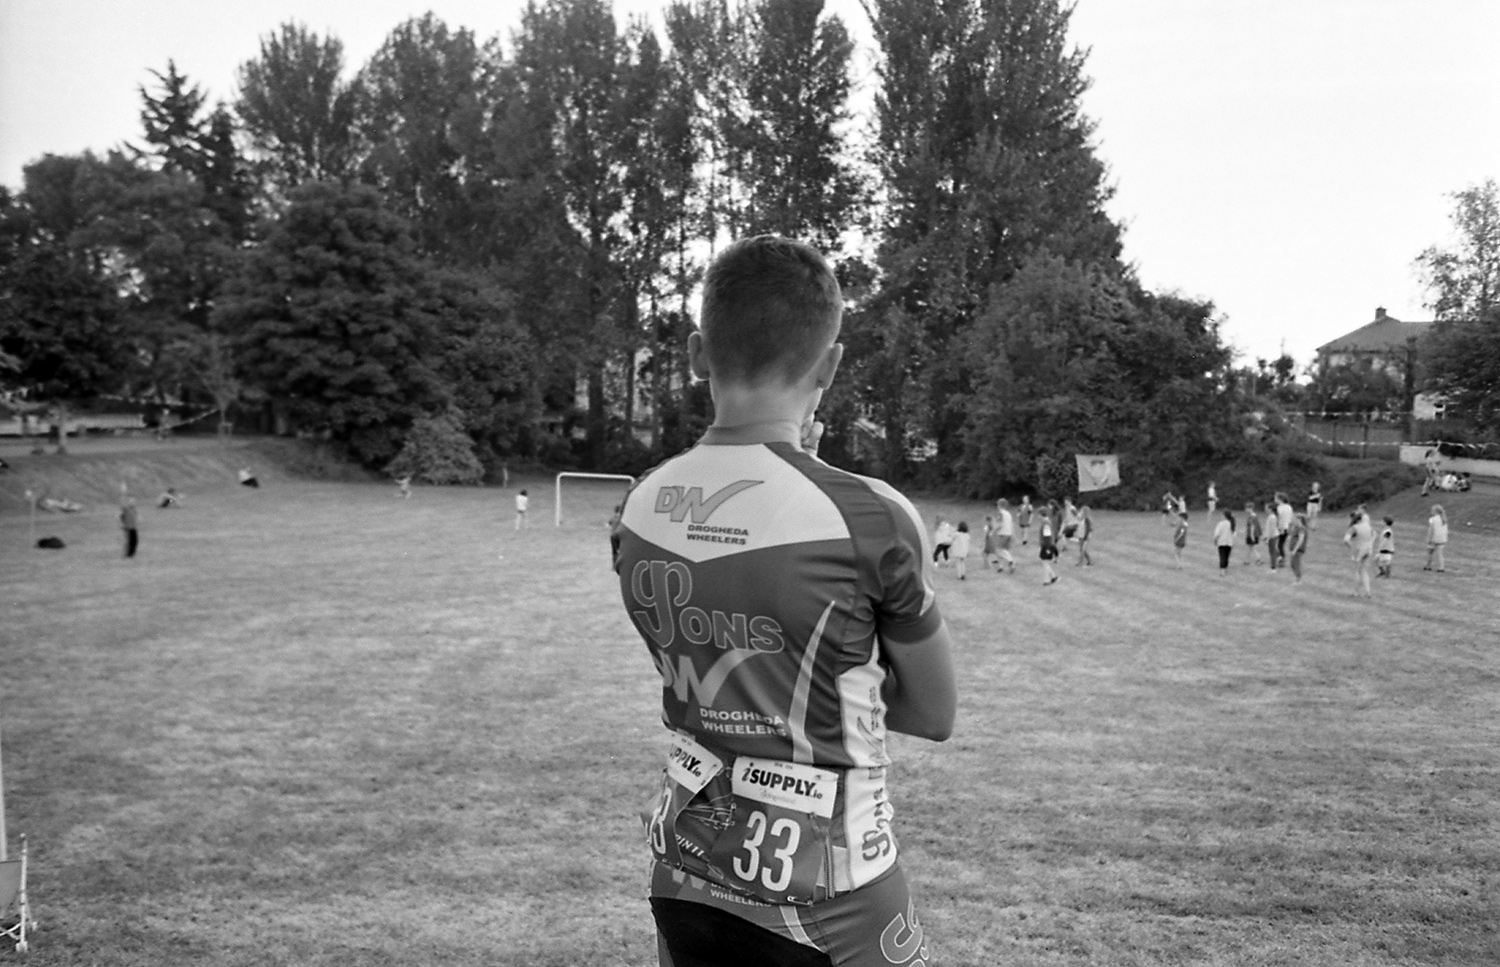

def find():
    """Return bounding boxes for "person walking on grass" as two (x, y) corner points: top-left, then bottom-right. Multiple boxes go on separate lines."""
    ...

(1275, 492), (1294, 565)
(1171, 511), (1189, 569)
(952, 521), (973, 580)
(611, 235), (954, 967)
(1242, 501), (1263, 565)
(1375, 516), (1396, 578)
(1213, 509), (1235, 574)
(1285, 510), (1309, 584)
(1074, 506), (1094, 566)
(1038, 514), (1060, 585)
(1343, 506), (1374, 598)
(1018, 495), (1034, 545)
(1061, 499), (1080, 543)
(119, 492), (139, 559)
(1424, 505), (1449, 572)
(514, 488), (529, 529)
(932, 516), (956, 566)
(993, 499), (1017, 573)
(981, 515), (999, 570)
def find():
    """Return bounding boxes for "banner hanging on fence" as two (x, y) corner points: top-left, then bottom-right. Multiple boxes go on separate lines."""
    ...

(1075, 454), (1120, 492)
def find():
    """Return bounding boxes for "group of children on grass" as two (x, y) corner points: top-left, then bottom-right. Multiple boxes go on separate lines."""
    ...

(932, 495), (1093, 586)
(931, 479), (1455, 595)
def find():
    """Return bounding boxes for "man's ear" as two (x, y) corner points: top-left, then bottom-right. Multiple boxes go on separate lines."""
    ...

(687, 330), (711, 382)
(814, 342), (844, 390)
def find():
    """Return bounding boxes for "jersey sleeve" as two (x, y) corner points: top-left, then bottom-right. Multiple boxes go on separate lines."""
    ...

(866, 482), (943, 645)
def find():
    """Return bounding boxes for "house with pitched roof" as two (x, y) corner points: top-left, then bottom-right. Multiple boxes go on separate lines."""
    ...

(1315, 307), (1443, 417)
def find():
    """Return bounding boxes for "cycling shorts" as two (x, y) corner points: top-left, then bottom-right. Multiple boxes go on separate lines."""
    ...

(650, 861), (932, 967)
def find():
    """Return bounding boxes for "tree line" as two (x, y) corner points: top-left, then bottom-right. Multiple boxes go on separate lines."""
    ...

(1, 0), (1490, 495)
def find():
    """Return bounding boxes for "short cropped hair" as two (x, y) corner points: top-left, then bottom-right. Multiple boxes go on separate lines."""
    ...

(699, 235), (842, 385)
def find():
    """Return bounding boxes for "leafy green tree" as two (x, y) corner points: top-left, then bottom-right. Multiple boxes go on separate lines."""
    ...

(69, 151), (239, 404)
(1416, 179), (1500, 323)
(863, 0), (1122, 482)
(0, 179), (133, 450)
(512, 0), (632, 467)
(136, 63), (256, 242)
(213, 183), (449, 464)
(236, 23), (361, 192)
(1308, 357), (1404, 416)
(734, 0), (862, 252)
(1420, 306), (1500, 424)
(1417, 179), (1500, 423)
(356, 15), (493, 261)
(385, 409), (485, 485)
(426, 268), (541, 469)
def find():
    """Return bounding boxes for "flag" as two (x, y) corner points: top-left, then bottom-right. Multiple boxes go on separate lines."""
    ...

(1076, 454), (1120, 492)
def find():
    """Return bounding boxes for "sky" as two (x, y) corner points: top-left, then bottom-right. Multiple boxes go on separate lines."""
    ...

(2, 0), (1497, 369)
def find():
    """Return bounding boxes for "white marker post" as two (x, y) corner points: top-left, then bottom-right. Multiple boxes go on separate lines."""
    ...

(554, 472), (636, 527)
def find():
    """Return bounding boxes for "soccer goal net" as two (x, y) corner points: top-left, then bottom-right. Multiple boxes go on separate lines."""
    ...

(554, 472), (636, 527)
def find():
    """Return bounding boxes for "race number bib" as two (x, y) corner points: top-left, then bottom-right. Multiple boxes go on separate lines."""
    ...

(705, 757), (838, 906)
(644, 740), (844, 906)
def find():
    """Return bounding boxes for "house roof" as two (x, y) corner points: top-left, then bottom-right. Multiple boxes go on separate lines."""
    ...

(1316, 309), (1434, 355)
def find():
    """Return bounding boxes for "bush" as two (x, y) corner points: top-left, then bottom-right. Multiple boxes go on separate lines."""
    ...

(1318, 459), (1424, 512)
(385, 411), (484, 486)
(246, 438), (376, 482)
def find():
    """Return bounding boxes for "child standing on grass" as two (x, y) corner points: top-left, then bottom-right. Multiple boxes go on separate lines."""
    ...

(611, 235), (954, 967)
(1306, 481), (1323, 529)
(1264, 500), (1282, 570)
(1424, 505), (1448, 572)
(119, 492), (139, 559)
(1172, 511), (1188, 569)
(1285, 510), (1309, 584)
(1018, 495), (1034, 545)
(1038, 515), (1059, 585)
(1213, 509), (1235, 573)
(1206, 480), (1218, 515)
(952, 521), (972, 580)
(1074, 506), (1093, 566)
(981, 515), (999, 569)
(994, 499), (1017, 572)
(1243, 501), (1263, 565)
(1344, 507), (1374, 598)
(514, 488), (529, 529)
(1375, 516), (1396, 577)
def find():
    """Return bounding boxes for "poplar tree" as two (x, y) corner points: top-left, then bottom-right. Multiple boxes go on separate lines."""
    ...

(236, 23), (361, 192)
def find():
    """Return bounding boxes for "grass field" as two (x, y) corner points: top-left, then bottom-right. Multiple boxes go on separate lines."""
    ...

(2, 459), (1498, 966)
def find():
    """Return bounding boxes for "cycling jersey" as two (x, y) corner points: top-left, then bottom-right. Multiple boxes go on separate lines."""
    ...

(613, 425), (941, 964)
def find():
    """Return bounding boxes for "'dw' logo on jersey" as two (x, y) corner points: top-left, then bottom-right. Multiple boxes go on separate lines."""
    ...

(654, 480), (762, 524)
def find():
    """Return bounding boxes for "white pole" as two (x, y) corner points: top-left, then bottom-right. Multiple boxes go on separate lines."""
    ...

(1, 723), (8, 862)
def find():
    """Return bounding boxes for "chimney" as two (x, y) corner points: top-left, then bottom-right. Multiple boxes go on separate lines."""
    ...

(1375, 307), (1387, 320)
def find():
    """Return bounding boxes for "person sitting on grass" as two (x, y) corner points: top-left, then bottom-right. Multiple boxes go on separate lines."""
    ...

(610, 235), (956, 967)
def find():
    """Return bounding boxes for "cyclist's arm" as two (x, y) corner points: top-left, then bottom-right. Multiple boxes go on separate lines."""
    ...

(881, 620), (957, 741)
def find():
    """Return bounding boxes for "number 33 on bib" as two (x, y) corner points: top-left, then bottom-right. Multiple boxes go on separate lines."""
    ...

(707, 757), (838, 905)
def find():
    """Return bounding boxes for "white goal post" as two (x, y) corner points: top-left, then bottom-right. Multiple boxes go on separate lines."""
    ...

(554, 472), (636, 527)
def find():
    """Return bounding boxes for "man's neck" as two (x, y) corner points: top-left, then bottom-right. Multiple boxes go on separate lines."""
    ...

(707, 381), (814, 434)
